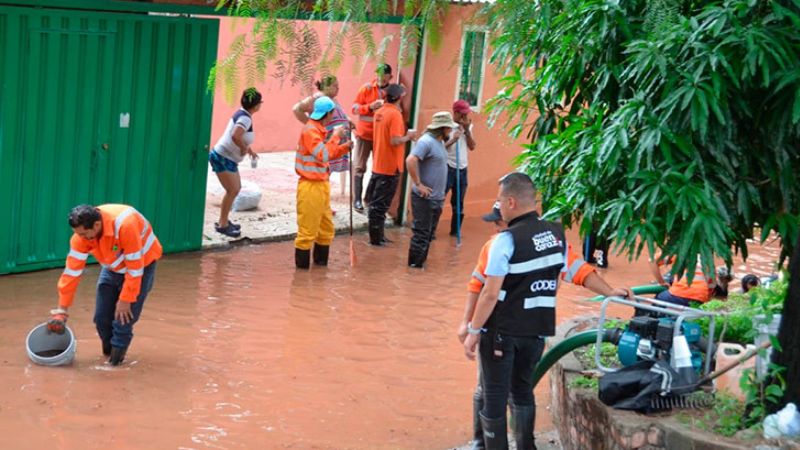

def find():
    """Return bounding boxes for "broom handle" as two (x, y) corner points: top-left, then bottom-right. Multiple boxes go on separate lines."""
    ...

(455, 139), (461, 246)
(699, 340), (771, 384)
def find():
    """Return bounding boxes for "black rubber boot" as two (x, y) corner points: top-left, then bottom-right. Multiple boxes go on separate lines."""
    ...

(480, 412), (508, 450)
(369, 226), (384, 246)
(510, 404), (536, 450)
(102, 339), (112, 357)
(408, 248), (425, 269)
(471, 392), (486, 450)
(295, 248), (311, 269)
(109, 346), (127, 366)
(450, 214), (464, 236)
(313, 244), (330, 266)
(353, 175), (364, 211)
(364, 177), (375, 207)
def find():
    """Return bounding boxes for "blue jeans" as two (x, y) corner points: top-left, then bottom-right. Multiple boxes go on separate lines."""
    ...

(479, 332), (545, 418)
(444, 167), (468, 235)
(655, 289), (692, 307)
(94, 262), (157, 349)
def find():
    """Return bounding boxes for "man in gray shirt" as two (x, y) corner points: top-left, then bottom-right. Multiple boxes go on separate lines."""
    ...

(406, 111), (457, 268)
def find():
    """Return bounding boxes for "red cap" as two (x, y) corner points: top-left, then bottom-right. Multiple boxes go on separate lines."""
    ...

(453, 99), (471, 114)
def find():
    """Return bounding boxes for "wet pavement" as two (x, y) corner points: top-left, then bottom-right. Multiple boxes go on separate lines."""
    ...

(203, 151), (372, 249)
(0, 219), (781, 449)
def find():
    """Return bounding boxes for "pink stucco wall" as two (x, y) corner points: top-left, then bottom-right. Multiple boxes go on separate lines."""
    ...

(211, 19), (410, 153)
(414, 4), (531, 212)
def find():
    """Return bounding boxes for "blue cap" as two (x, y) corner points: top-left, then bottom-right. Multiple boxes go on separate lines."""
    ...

(310, 96), (336, 120)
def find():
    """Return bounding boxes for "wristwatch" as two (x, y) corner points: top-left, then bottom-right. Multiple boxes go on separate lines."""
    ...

(467, 322), (485, 335)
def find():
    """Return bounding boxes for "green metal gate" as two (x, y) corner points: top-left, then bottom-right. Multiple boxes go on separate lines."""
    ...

(0, 5), (218, 274)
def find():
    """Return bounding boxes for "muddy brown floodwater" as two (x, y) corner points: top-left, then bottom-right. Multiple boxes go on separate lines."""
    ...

(0, 219), (782, 449)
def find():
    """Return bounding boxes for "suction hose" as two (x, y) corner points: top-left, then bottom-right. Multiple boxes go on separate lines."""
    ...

(529, 286), (668, 388)
(585, 284), (667, 302)
(530, 328), (622, 388)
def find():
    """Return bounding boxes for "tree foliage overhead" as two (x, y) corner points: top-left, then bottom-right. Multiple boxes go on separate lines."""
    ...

(211, 0), (448, 102)
(483, 0), (800, 280)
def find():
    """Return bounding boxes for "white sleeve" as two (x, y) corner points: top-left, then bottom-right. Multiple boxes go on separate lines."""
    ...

(234, 115), (252, 131)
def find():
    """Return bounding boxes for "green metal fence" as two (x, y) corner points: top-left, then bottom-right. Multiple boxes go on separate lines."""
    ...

(0, 5), (219, 274)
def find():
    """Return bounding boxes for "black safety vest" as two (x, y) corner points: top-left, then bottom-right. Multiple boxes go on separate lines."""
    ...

(484, 211), (566, 337)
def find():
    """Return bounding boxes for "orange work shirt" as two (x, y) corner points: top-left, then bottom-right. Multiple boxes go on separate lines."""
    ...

(468, 238), (593, 293)
(372, 103), (406, 176)
(295, 120), (350, 181)
(670, 265), (714, 302)
(656, 255), (715, 303)
(58, 204), (162, 307)
(351, 80), (384, 140)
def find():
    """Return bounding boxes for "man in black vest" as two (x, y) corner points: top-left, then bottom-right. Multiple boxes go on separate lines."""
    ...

(463, 173), (631, 450)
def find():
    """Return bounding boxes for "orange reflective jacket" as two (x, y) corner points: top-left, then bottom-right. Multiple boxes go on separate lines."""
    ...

(468, 238), (593, 293)
(295, 120), (350, 181)
(351, 80), (383, 140)
(657, 255), (715, 303)
(57, 204), (162, 308)
(670, 264), (714, 302)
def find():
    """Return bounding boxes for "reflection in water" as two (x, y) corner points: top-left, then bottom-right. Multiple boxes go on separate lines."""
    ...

(0, 220), (782, 449)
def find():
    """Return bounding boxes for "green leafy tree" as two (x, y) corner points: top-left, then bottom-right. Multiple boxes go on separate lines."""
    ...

(211, 0), (448, 102)
(483, 0), (800, 410)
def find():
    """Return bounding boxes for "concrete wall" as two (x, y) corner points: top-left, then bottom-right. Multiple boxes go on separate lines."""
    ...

(211, 18), (411, 153)
(550, 319), (763, 450)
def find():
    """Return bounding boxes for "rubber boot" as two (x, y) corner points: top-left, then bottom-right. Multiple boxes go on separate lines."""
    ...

(109, 346), (127, 366)
(510, 404), (536, 450)
(480, 412), (508, 450)
(353, 175), (364, 211)
(408, 248), (425, 269)
(471, 392), (486, 450)
(295, 248), (311, 269)
(364, 177), (375, 207)
(313, 244), (329, 266)
(102, 339), (112, 357)
(369, 225), (384, 246)
(450, 214), (464, 236)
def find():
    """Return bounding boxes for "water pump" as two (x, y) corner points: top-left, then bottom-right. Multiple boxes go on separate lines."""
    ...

(614, 316), (704, 371)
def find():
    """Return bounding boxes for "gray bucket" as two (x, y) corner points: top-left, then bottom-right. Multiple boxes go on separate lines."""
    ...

(26, 322), (77, 366)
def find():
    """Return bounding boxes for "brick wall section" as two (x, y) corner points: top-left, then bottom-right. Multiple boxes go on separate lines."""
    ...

(549, 318), (791, 450)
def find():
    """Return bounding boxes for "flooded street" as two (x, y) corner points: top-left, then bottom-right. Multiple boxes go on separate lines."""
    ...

(0, 219), (781, 449)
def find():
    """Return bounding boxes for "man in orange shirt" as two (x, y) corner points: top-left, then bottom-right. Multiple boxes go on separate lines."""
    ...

(649, 254), (732, 305)
(367, 84), (416, 246)
(352, 64), (393, 212)
(294, 96), (353, 268)
(48, 204), (162, 366)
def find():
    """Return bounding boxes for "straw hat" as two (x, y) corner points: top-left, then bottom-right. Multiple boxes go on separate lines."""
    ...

(426, 111), (458, 130)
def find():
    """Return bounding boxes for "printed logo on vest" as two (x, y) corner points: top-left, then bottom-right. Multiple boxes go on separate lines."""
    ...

(531, 231), (562, 252)
(530, 279), (557, 293)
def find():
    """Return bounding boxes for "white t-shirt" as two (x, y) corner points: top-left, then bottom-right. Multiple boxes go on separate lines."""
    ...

(213, 108), (255, 163)
(445, 124), (472, 169)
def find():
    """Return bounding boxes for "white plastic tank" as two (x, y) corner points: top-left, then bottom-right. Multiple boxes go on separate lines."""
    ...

(754, 314), (782, 380)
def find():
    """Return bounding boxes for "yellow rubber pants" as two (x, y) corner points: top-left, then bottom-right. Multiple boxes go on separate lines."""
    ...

(294, 179), (334, 250)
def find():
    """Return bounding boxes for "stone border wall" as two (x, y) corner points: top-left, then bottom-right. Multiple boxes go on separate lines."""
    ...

(549, 318), (768, 450)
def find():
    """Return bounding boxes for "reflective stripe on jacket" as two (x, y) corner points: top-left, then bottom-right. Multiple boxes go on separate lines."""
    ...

(468, 239), (593, 293)
(352, 80), (383, 140)
(58, 204), (162, 307)
(295, 120), (350, 181)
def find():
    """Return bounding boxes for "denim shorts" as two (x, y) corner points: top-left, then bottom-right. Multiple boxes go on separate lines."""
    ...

(209, 150), (238, 173)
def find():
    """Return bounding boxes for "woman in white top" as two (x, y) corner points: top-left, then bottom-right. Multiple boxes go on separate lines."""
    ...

(209, 88), (262, 237)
